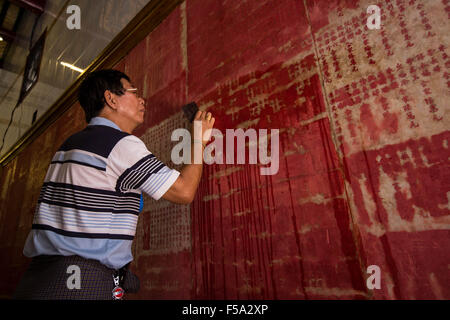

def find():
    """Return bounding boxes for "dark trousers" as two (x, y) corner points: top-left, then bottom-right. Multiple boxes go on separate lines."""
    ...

(13, 255), (117, 300)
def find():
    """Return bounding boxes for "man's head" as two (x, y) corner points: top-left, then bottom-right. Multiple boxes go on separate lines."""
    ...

(78, 69), (145, 133)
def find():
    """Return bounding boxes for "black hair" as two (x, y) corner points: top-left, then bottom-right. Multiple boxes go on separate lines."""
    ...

(78, 69), (130, 122)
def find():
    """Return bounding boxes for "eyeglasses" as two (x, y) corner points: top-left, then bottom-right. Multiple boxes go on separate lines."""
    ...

(125, 88), (139, 96)
(125, 87), (145, 105)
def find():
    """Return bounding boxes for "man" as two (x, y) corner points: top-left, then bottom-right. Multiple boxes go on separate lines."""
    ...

(13, 69), (215, 299)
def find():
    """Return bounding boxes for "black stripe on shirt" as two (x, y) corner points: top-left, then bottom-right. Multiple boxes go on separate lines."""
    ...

(41, 181), (141, 199)
(116, 154), (165, 193)
(38, 195), (139, 212)
(32, 224), (134, 240)
(50, 160), (106, 171)
(40, 184), (140, 206)
(122, 157), (161, 190)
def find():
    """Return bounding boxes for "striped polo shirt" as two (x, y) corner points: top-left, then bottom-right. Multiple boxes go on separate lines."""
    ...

(23, 117), (180, 269)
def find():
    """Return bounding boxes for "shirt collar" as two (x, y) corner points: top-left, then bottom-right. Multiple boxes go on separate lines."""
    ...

(88, 117), (122, 131)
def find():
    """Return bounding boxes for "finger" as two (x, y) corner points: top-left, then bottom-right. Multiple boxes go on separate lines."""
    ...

(210, 117), (215, 126)
(206, 112), (212, 121)
(194, 110), (202, 120)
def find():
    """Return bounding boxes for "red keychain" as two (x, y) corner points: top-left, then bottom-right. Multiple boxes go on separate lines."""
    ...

(112, 274), (124, 300)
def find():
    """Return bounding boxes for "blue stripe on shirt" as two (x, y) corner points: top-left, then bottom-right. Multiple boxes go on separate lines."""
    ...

(51, 150), (107, 170)
(36, 203), (137, 230)
(23, 229), (133, 269)
(36, 209), (137, 230)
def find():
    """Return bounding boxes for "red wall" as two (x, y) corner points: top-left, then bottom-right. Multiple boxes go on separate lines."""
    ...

(1, 0), (449, 299)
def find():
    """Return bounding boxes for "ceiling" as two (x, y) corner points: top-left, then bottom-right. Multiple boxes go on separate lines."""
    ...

(0, 0), (150, 157)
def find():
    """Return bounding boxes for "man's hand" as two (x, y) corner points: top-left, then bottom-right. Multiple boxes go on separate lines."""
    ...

(192, 110), (215, 146)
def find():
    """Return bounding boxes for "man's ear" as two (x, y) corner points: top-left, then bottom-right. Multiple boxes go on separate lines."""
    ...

(104, 90), (117, 110)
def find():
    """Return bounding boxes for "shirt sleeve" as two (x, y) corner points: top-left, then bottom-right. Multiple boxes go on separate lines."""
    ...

(107, 135), (180, 200)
